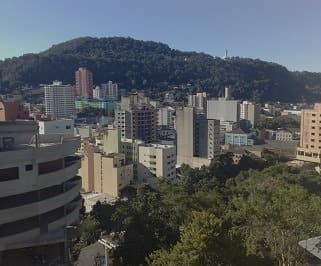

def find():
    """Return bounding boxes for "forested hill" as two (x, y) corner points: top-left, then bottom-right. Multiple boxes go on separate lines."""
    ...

(0, 36), (320, 102)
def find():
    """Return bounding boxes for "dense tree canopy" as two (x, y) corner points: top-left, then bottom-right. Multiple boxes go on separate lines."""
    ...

(74, 153), (321, 265)
(0, 37), (319, 102)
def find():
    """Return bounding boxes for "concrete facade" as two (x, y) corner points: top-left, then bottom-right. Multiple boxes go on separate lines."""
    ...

(207, 99), (240, 122)
(176, 107), (220, 168)
(38, 119), (74, 136)
(138, 144), (176, 181)
(0, 121), (81, 252)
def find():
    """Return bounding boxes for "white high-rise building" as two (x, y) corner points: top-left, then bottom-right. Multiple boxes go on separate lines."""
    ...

(44, 81), (76, 119)
(93, 86), (103, 99)
(240, 101), (260, 127)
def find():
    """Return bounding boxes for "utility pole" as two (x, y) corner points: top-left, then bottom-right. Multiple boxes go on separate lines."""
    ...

(98, 238), (118, 266)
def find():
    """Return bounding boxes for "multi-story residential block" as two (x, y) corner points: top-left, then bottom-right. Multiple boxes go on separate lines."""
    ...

(0, 121), (81, 259)
(158, 106), (175, 128)
(75, 67), (93, 98)
(0, 101), (29, 121)
(79, 141), (133, 198)
(225, 129), (254, 146)
(101, 81), (118, 100)
(115, 93), (157, 143)
(176, 107), (220, 168)
(297, 103), (321, 163)
(240, 101), (260, 127)
(138, 144), (176, 181)
(44, 81), (76, 119)
(188, 92), (208, 113)
(38, 119), (74, 136)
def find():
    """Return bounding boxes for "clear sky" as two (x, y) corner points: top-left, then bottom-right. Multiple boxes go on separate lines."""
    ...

(0, 0), (320, 71)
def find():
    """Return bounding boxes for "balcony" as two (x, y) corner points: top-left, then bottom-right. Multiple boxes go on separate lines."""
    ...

(0, 180), (81, 225)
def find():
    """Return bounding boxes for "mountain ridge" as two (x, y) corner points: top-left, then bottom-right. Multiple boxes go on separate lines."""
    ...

(0, 36), (320, 102)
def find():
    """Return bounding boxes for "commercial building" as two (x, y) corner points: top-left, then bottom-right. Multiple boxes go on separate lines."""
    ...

(188, 92), (208, 113)
(138, 144), (176, 182)
(0, 101), (29, 121)
(225, 129), (254, 146)
(176, 107), (220, 168)
(38, 119), (74, 136)
(75, 98), (115, 116)
(44, 81), (76, 119)
(296, 103), (321, 163)
(75, 67), (93, 98)
(0, 121), (81, 257)
(115, 93), (157, 143)
(240, 101), (260, 127)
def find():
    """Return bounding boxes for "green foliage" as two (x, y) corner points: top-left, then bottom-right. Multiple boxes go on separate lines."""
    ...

(257, 115), (300, 130)
(148, 211), (223, 266)
(0, 37), (314, 102)
(80, 157), (321, 265)
(71, 216), (101, 259)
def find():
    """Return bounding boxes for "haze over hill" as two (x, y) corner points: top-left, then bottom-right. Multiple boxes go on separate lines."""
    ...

(0, 36), (320, 102)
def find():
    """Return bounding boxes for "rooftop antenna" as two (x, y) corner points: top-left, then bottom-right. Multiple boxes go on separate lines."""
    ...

(223, 49), (228, 60)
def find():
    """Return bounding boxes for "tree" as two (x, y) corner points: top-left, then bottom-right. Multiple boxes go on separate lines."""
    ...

(148, 211), (223, 266)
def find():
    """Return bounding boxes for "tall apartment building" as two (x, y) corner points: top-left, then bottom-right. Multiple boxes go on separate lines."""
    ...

(44, 81), (76, 119)
(0, 121), (81, 260)
(75, 67), (93, 98)
(188, 92), (208, 113)
(297, 103), (321, 163)
(115, 93), (157, 143)
(138, 144), (176, 181)
(176, 107), (220, 168)
(240, 101), (260, 127)
(101, 81), (118, 99)
(157, 106), (175, 128)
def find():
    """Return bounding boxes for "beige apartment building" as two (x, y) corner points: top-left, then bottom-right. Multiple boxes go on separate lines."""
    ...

(79, 139), (134, 198)
(138, 144), (176, 182)
(296, 103), (321, 163)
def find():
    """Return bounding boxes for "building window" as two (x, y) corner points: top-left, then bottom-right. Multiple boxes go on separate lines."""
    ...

(38, 159), (63, 175)
(25, 164), (33, 171)
(0, 167), (19, 182)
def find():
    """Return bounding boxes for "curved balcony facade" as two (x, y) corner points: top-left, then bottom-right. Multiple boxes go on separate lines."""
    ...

(0, 134), (81, 252)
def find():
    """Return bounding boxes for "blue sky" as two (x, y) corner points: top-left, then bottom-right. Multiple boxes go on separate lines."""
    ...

(0, 0), (320, 71)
